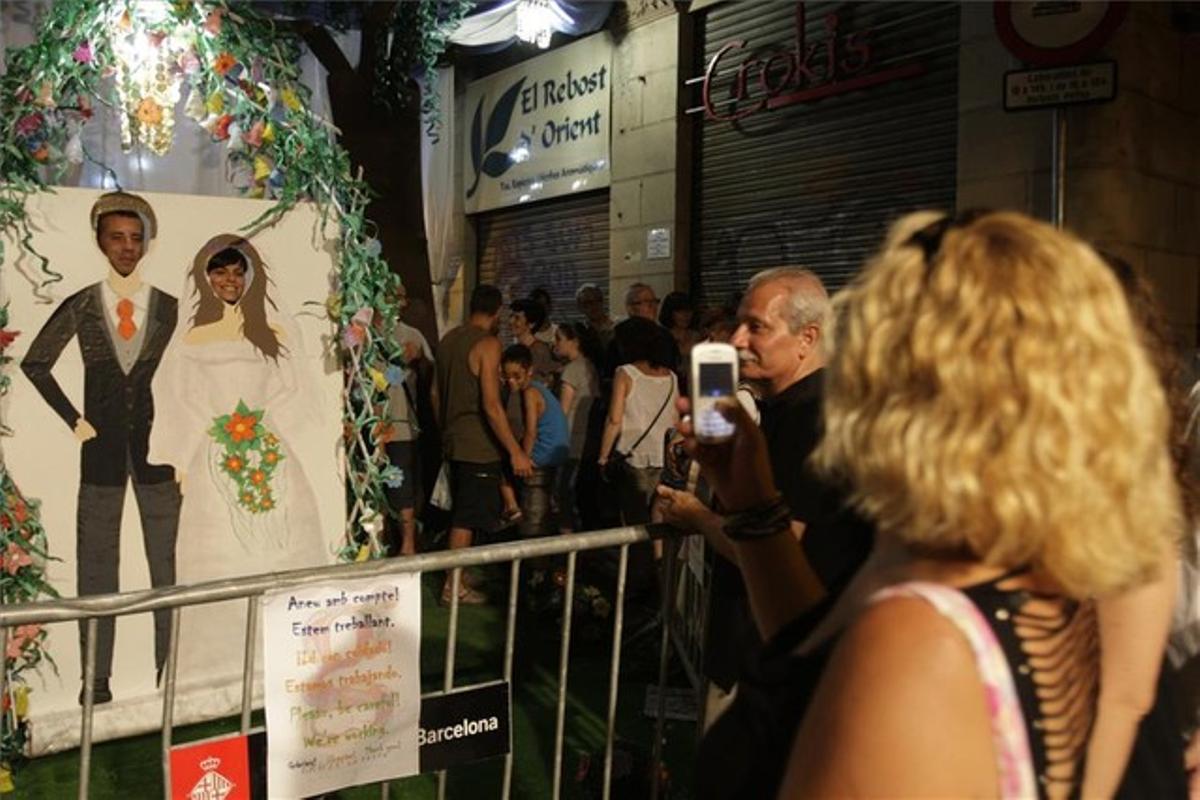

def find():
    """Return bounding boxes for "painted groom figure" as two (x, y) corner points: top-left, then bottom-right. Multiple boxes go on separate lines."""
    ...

(21, 191), (181, 705)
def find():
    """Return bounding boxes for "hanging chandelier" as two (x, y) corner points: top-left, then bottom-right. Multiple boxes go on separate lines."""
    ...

(106, 4), (187, 155)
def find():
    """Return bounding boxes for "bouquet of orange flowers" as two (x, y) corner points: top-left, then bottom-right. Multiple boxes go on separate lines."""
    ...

(210, 400), (284, 514)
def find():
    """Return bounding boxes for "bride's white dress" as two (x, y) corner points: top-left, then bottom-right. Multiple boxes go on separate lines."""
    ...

(149, 333), (332, 690)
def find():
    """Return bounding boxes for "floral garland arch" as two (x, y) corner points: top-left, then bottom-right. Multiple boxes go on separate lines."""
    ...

(0, 0), (430, 783)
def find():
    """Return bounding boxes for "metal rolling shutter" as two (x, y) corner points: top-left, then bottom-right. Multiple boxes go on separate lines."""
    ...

(695, 2), (959, 304)
(475, 190), (610, 324)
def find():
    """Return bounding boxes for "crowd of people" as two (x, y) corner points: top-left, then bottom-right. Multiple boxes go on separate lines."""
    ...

(380, 278), (695, 598)
(380, 208), (1200, 798)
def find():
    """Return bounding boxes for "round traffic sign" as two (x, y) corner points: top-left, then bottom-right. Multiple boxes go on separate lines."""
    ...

(994, 1), (1128, 66)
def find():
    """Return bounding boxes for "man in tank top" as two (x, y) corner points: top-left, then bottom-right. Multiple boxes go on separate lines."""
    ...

(434, 285), (533, 604)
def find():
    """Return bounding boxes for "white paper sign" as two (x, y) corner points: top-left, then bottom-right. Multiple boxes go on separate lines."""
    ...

(263, 574), (422, 798)
(463, 32), (612, 213)
(647, 227), (671, 260)
(1004, 61), (1116, 111)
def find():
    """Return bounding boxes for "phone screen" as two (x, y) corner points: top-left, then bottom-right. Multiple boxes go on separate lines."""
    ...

(698, 363), (735, 397)
(695, 362), (736, 440)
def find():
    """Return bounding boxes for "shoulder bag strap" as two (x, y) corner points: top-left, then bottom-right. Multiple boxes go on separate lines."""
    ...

(616, 378), (674, 458)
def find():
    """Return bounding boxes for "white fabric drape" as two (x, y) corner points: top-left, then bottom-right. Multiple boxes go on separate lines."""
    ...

(446, 0), (579, 48)
(421, 66), (461, 336)
(0, 2), (358, 197)
(446, 1), (524, 47)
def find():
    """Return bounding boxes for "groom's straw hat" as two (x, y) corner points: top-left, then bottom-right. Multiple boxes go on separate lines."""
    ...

(90, 191), (157, 240)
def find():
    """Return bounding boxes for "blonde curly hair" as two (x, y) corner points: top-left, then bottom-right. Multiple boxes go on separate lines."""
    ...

(814, 210), (1181, 598)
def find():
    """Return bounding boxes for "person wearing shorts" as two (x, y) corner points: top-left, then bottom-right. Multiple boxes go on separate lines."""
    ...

(448, 460), (504, 537)
(434, 285), (533, 604)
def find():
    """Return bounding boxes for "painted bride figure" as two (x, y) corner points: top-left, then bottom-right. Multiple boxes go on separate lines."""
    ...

(150, 234), (330, 692)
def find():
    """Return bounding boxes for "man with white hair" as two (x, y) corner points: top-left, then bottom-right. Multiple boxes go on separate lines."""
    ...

(657, 267), (873, 714)
(607, 282), (679, 374)
(728, 268), (871, 605)
(624, 282), (659, 321)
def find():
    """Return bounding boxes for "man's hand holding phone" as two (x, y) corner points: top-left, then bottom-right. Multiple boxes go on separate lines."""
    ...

(677, 396), (778, 514)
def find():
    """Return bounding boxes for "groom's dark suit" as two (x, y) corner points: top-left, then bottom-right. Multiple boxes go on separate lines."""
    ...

(21, 282), (181, 685)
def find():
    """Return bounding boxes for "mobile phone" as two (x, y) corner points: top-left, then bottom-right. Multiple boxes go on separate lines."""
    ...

(660, 427), (693, 490)
(689, 342), (739, 443)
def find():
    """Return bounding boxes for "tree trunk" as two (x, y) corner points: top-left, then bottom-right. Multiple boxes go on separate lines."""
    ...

(300, 7), (438, 348)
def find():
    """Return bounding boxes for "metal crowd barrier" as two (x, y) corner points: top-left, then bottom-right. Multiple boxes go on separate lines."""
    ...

(666, 536), (711, 727)
(0, 524), (701, 800)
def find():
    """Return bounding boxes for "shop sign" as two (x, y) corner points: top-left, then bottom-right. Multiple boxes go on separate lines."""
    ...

(1004, 61), (1116, 111)
(696, 3), (924, 122)
(463, 33), (611, 213)
(418, 682), (511, 772)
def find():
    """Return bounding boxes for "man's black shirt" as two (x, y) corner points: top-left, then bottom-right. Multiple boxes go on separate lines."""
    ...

(758, 369), (874, 593)
(704, 368), (873, 689)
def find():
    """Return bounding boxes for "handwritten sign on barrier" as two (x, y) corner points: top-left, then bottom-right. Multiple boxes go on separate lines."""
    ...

(263, 574), (421, 797)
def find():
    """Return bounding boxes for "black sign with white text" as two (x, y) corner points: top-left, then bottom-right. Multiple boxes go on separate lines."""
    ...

(418, 682), (511, 773)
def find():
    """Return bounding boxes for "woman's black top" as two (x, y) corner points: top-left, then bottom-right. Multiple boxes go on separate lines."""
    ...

(695, 571), (1179, 799)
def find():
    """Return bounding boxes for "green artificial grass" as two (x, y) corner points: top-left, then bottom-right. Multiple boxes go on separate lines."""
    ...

(11, 567), (697, 798)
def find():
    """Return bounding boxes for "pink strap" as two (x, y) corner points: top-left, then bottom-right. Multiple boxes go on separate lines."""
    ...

(869, 582), (1037, 799)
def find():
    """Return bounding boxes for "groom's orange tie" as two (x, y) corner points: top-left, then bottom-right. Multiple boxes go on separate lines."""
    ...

(116, 298), (136, 340)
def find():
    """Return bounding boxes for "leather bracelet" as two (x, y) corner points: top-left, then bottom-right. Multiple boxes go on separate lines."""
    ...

(723, 494), (791, 542)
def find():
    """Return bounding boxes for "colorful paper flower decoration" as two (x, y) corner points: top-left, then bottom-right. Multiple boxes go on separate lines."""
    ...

(72, 41), (93, 64)
(211, 401), (284, 514)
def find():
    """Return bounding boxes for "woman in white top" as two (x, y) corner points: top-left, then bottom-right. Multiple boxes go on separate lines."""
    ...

(598, 317), (679, 526)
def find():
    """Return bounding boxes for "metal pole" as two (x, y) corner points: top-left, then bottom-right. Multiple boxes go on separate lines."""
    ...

(602, 545), (630, 800)
(240, 595), (260, 734)
(650, 543), (679, 800)
(437, 567), (463, 800)
(501, 560), (522, 800)
(551, 551), (578, 800)
(0, 627), (8, 739)
(0, 525), (668, 629)
(79, 617), (98, 800)
(160, 607), (182, 800)
(1052, 105), (1067, 229)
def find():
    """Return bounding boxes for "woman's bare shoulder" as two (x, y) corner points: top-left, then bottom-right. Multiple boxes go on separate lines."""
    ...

(780, 592), (998, 797)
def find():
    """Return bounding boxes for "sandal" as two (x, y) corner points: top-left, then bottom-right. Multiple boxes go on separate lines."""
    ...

(441, 583), (488, 606)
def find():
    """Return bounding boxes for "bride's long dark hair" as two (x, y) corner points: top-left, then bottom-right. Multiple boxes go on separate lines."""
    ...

(190, 234), (285, 362)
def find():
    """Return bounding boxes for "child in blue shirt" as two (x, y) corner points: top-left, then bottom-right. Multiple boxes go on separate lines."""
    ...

(502, 344), (568, 537)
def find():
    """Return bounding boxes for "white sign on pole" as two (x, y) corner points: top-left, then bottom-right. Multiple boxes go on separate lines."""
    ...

(1004, 61), (1116, 111)
(263, 574), (422, 798)
(463, 32), (612, 213)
